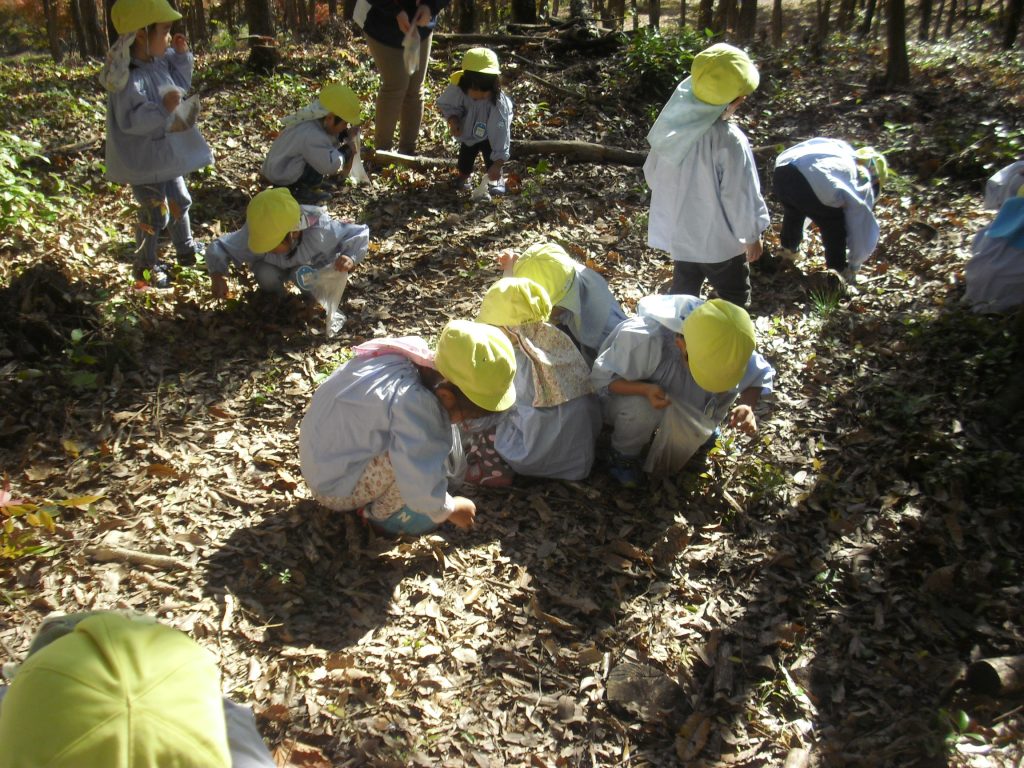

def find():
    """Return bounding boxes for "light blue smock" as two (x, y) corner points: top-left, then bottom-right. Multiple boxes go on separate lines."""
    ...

(105, 51), (213, 185)
(262, 120), (344, 185)
(985, 160), (1024, 210)
(774, 137), (879, 269)
(300, 352), (456, 521)
(964, 196), (1024, 314)
(436, 85), (513, 161)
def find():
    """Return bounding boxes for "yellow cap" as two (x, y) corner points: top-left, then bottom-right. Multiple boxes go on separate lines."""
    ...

(478, 277), (552, 327)
(246, 187), (301, 254)
(681, 299), (756, 392)
(690, 43), (759, 106)
(319, 83), (362, 126)
(435, 320), (517, 412)
(0, 613), (230, 768)
(111, 0), (181, 35)
(511, 242), (576, 306)
(450, 47), (501, 85)
(854, 147), (889, 188)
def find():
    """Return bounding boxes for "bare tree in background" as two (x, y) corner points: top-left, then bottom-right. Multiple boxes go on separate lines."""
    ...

(1006, 0), (1023, 47)
(737, 0), (756, 40)
(42, 0), (63, 61)
(511, 0), (538, 23)
(885, 0), (911, 86)
(771, 0), (782, 44)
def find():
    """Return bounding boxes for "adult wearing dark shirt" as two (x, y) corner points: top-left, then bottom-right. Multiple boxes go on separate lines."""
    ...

(361, 0), (451, 154)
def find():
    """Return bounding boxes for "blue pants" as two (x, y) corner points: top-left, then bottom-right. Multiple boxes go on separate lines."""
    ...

(131, 178), (196, 275)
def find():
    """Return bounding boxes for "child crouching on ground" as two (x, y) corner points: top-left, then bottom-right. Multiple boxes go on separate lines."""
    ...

(471, 277), (601, 484)
(299, 321), (517, 536)
(0, 611), (275, 767)
(437, 47), (513, 195)
(206, 187), (367, 321)
(101, 0), (213, 289)
(262, 83), (364, 205)
(502, 241), (627, 366)
(591, 295), (775, 487)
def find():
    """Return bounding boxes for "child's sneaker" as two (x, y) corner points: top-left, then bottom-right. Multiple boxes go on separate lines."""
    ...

(175, 241), (204, 268)
(488, 180), (506, 196)
(608, 449), (643, 488)
(292, 186), (331, 205)
(133, 264), (172, 290)
(453, 174), (473, 192)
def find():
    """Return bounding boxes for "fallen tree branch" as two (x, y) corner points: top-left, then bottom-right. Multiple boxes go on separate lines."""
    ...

(510, 140), (645, 166)
(85, 545), (190, 571)
(433, 32), (543, 46)
(370, 150), (456, 169)
(523, 70), (586, 100)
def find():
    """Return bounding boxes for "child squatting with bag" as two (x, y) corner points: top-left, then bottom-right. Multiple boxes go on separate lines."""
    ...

(101, 0), (213, 290)
(591, 296), (775, 487)
(436, 47), (513, 196)
(0, 611), (275, 768)
(501, 241), (627, 366)
(299, 320), (517, 536)
(472, 277), (602, 483)
(643, 43), (769, 308)
(262, 83), (365, 205)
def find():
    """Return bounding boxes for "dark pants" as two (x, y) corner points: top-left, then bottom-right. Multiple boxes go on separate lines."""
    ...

(670, 254), (751, 308)
(288, 164), (326, 203)
(458, 140), (494, 175)
(773, 164), (848, 271)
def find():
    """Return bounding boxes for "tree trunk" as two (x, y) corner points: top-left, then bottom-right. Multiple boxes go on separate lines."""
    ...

(1006, 0), (1023, 46)
(649, 0), (661, 28)
(455, 0), (476, 32)
(931, 0), (946, 37)
(569, 0), (592, 19)
(713, 0), (735, 30)
(837, 0), (857, 30)
(511, 0), (538, 23)
(372, 140), (647, 168)
(919, 0), (933, 38)
(859, 0), (877, 34)
(697, 0), (714, 29)
(43, 0), (65, 61)
(885, 0), (911, 87)
(245, 0), (279, 72)
(737, 0), (756, 39)
(679, 0), (687, 27)
(816, 0), (832, 41)
(945, 0), (957, 35)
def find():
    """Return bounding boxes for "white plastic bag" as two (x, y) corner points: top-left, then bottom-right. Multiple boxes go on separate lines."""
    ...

(347, 131), (371, 186)
(470, 175), (490, 202)
(403, 27), (421, 76)
(352, 0), (370, 27)
(294, 264), (349, 337)
(445, 424), (468, 489)
(643, 400), (716, 476)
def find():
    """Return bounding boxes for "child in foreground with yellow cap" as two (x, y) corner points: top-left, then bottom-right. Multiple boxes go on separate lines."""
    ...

(206, 188), (368, 322)
(644, 43), (769, 308)
(773, 137), (890, 289)
(502, 240), (627, 365)
(591, 295), (775, 487)
(100, 0), (214, 290)
(0, 611), (275, 767)
(262, 83), (365, 204)
(300, 320), (517, 535)
(436, 47), (513, 195)
(471, 277), (601, 483)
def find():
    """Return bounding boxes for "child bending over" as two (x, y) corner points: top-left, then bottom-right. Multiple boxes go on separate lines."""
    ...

(437, 48), (513, 195)
(592, 295), (774, 487)
(300, 321), (517, 536)
(262, 82), (364, 205)
(101, 0), (213, 289)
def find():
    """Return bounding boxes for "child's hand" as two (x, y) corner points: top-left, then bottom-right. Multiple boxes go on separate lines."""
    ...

(447, 497), (477, 529)
(644, 384), (670, 409)
(172, 33), (189, 53)
(334, 255), (355, 272)
(745, 237), (763, 263)
(447, 116), (461, 135)
(396, 10), (412, 33)
(497, 251), (517, 273)
(211, 274), (229, 299)
(728, 404), (758, 435)
(413, 3), (432, 26)
(162, 89), (182, 112)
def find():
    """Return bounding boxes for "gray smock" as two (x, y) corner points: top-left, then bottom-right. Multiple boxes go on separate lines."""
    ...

(262, 120), (344, 185)
(436, 86), (513, 161)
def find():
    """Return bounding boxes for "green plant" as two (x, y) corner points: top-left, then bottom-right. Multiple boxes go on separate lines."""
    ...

(521, 159), (551, 201)
(0, 131), (64, 242)
(622, 27), (712, 98)
(1, 477), (100, 561)
(808, 283), (844, 319)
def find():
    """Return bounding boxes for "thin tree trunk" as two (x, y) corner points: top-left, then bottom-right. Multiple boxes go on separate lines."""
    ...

(245, 0), (278, 72)
(859, 0), (877, 34)
(885, 0), (911, 86)
(919, 0), (933, 37)
(945, 0), (957, 35)
(698, 0), (714, 28)
(737, 0), (756, 39)
(837, 0), (856, 30)
(931, 0), (946, 36)
(69, 0), (88, 57)
(79, 0), (106, 56)
(1006, 0), (1023, 46)
(456, 0), (475, 32)
(43, 0), (65, 61)
(772, 0), (782, 43)
(512, 0), (538, 23)
(816, 0), (832, 40)
(649, 0), (661, 28)
(679, 0), (687, 27)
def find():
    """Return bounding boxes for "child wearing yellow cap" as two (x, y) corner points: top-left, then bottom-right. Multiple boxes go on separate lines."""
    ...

(502, 241), (627, 365)
(591, 295), (774, 487)
(300, 320), (517, 535)
(472, 277), (601, 483)
(437, 48), (513, 195)
(206, 187), (368, 318)
(0, 611), (275, 767)
(773, 138), (889, 288)
(644, 43), (769, 308)
(262, 83), (364, 204)
(100, 0), (213, 290)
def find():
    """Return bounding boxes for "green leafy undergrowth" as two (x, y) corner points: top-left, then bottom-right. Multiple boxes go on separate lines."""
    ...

(0, 477), (101, 561)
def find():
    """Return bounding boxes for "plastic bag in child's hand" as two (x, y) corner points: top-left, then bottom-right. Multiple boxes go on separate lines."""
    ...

(167, 95), (201, 133)
(348, 131), (371, 186)
(643, 400), (716, 476)
(294, 263), (349, 338)
(471, 176), (491, 202)
(403, 27), (420, 75)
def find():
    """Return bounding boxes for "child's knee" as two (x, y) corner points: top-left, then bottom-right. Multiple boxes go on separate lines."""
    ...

(138, 199), (170, 234)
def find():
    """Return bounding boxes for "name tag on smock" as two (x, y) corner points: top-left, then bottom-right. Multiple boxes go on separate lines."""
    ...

(473, 121), (487, 140)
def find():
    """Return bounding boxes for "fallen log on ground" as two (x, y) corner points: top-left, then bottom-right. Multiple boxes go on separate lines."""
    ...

(370, 140), (645, 170)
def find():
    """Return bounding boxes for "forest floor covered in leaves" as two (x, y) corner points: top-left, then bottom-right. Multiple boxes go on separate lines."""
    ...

(1, 20), (1023, 767)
